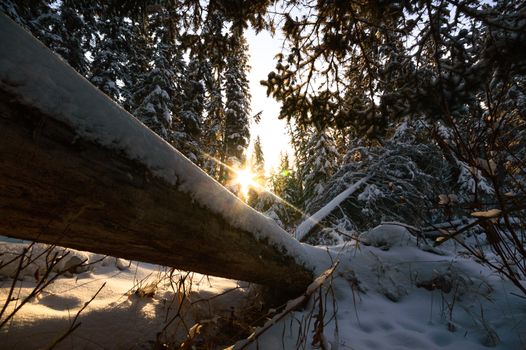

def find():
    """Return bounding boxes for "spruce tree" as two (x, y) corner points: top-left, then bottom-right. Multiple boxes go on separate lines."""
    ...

(52, 0), (96, 77)
(266, 154), (303, 227)
(89, 8), (130, 101)
(247, 135), (265, 207)
(222, 29), (251, 181)
(175, 57), (206, 162)
(199, 10), (227, 179)
(298, 128), (341, 212)
(201, 72), (224, 177)
(0, 0), (55, 43)
(132, 6), (184, 141)
(1, 0), (93, 77)
(251, 135), (265, 182)
(121, 15), (151, 113)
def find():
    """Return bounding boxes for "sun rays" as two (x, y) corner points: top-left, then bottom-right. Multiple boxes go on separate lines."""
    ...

(233, 167), (258, 199)
(199, 151), (304, 216)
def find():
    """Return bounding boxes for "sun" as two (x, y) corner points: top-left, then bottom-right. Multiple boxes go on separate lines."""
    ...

(233, 167), (257, 199)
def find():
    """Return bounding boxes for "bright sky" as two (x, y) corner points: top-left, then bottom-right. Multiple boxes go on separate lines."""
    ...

(246, 28), (292, 175)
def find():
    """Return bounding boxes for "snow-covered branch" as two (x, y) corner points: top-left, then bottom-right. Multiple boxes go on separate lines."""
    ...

(295, 175), (371, 241)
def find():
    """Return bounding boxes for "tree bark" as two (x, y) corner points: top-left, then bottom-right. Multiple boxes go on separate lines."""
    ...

(0, 14), (313, 295)
(0, 91), (312, 294)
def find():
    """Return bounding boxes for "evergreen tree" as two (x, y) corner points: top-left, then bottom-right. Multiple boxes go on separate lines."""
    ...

(89, 8), (130, 101)
(200, 10), (227, 179)
(132, 55), (175, 140)
(132, 6), (184, 141)
(0, 0), (30, 26)
(201, 73), (224, 177)
(1, 0), (94, 77)
(222, 29), (251, 181)
(51, 0), (96, 77)
(121, 15), (151, 113)
(264, 153), (303, 228)
(175, 57), (206, 162)
(296, 127), (341, 211)
(1, 0), (55, 43)
(247, 135), (266, 207)
(251, 136), (265, 182)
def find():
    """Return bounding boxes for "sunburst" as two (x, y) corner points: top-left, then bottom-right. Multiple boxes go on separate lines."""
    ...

(233, 167), (258, 199)
(199, 151), (304, 215)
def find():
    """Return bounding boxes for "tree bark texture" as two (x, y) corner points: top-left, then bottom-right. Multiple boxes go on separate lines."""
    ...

(0, 90), (313, 294)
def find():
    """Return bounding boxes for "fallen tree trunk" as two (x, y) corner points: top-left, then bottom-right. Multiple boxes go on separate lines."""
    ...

(0, 14), (313, 294)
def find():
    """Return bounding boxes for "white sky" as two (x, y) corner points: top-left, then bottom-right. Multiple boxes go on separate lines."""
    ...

(246, 28), (292, 174)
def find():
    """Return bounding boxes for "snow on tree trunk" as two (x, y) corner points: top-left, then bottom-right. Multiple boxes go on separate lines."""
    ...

(0, 14), (313, 294)
(295, 175), (372, 241)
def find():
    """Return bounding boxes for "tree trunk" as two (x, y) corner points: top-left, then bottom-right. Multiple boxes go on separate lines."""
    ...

(0, 14), (313, 295)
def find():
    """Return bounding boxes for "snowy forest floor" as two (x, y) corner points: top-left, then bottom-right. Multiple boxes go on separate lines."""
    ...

(1, 224), (525, 349)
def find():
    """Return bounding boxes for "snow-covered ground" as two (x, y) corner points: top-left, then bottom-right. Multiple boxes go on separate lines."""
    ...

(252, 225), (526, 349)
(0, 240), (251, 349)
(2, 224), (525, 349)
